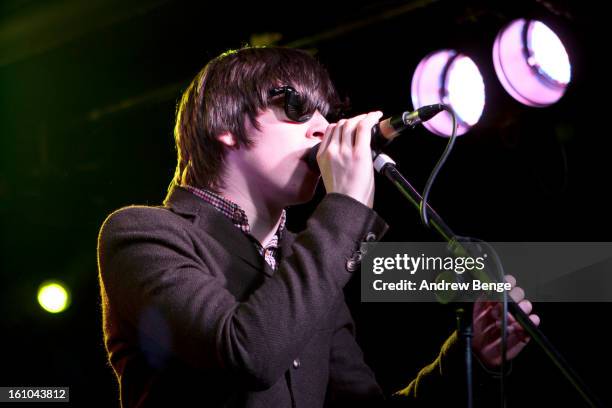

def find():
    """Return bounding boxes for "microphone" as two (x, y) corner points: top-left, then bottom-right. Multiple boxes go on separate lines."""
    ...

(305, 104), (445, 173)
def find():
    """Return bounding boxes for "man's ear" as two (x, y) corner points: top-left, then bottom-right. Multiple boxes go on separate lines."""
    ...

(217, 132), (237, 147)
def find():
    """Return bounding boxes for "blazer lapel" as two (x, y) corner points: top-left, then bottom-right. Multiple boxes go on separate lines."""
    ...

(164, 185), (273, 276)
(197, 207), (271, 275)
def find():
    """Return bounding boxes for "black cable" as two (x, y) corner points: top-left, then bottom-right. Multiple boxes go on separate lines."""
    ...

(415, 106), (510, 406)
(419, 105), (457, 228)
(451, 236), (510, 407)
(463, 238), (509, 408)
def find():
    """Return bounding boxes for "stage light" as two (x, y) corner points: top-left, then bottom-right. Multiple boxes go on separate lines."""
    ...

(37, 281), (70, 314)
(411, 50), (485, 137)
(493, 18), (571, 107)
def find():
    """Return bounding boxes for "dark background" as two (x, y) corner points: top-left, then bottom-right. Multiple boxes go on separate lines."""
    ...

(1, 0), (609, 406)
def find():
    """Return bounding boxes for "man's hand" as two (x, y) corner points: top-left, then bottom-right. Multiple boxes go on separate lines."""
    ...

(472, 275), (540, 368)
(316, 111), (383, 208)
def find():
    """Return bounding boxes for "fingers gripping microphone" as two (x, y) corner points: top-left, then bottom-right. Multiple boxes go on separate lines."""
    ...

(305, 104), (445, 173)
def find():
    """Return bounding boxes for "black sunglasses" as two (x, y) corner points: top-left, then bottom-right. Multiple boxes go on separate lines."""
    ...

(268, 85), (314, 123)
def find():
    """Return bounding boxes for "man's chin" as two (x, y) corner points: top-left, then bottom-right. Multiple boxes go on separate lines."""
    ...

(291, 175), (320, 205)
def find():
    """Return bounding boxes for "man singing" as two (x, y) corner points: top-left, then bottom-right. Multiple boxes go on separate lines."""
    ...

(97, 46), (539, 407)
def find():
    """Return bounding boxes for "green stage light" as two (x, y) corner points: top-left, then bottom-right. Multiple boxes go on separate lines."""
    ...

(37, 281), (70, 313)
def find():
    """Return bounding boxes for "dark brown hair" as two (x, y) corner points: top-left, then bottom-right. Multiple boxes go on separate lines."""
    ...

(170, 46), (343, 192)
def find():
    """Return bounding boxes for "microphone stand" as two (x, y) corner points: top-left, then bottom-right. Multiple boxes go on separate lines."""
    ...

(372, 153), (604, 408)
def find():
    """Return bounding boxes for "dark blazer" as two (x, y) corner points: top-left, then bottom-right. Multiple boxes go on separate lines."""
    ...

(98, 186), (468, 407)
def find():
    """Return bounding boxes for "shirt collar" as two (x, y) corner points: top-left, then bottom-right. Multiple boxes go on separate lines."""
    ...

(185, 186), (286, 247)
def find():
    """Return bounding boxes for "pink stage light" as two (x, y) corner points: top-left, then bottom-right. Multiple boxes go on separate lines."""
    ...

(411, 50), (485, 137)
(493, 19), (571, 107)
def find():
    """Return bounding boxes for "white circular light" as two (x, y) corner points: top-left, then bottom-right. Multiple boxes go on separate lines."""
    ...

(446, 56), (486, 126)
(493, 18), (572, 107)
(411, 49), (486, 137)
(529, 21), (571, 85)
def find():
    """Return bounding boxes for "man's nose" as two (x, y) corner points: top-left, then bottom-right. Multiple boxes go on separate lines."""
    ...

(306, 111), (329, 140)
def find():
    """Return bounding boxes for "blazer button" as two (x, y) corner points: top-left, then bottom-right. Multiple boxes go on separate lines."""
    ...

(293, 358), (301, 369)
(346, 250), (363, 271)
